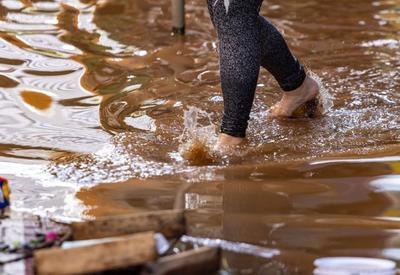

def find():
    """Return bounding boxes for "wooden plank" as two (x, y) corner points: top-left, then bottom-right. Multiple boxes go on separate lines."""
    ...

(143, 247), (221, 275)
(34, 231), (157, 275)
(71, 209), (185, 240)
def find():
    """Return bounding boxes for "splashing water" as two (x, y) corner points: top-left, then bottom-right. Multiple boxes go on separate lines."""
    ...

(179, 107), (218, 165)
(47, 107), (221, 184)
(47, 133), (196, 185)
(177, 74), (334, 164)
(309, 71), (334, 115)
(289, 71), (334, 118)
(47, 74), (335, 184)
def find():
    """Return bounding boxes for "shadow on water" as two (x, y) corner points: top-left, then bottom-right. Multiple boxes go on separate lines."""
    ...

(0, 0), (399, 273)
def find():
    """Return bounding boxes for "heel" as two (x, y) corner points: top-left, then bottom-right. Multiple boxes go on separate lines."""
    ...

(304, 96), (321, 118)
(292, 96), (321, 118)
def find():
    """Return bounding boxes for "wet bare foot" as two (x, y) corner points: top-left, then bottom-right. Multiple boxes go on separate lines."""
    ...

(269, 76), (320, 118)
(214, 133), (244, 154)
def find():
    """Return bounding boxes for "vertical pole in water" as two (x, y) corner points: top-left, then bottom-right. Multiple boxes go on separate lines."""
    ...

(171, 0), (185, 35)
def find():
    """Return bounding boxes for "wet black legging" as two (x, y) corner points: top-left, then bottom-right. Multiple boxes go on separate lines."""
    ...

(207, 0), (306, 137)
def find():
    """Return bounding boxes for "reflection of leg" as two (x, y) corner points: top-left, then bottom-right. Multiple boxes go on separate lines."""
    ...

(209, 0), (262, 139)
(222, 180), (293, 273)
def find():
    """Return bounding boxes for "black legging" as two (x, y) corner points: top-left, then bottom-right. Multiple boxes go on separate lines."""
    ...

(207, 0), (306, 138)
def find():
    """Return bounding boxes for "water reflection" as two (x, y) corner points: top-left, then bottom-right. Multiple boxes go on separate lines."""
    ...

(20, 90), (52, 108)
(187, 161), (400, 273)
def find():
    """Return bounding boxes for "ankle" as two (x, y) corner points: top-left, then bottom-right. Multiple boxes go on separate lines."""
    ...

(285, 76), (318, 98)
(288, 76), (310, 93)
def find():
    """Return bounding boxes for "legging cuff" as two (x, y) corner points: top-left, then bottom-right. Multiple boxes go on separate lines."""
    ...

(280, 64), (307, 92)
(220, 123), (247, 138)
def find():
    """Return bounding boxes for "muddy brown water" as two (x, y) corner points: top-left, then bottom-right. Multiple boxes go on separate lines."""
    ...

(0, 0), (399, 273)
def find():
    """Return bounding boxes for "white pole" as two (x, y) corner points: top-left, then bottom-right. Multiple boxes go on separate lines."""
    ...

(171, 0), (185, 35)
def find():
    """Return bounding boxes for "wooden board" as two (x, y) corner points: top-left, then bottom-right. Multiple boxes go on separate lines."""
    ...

(71, 209), (185, 240)
(34, 231), (157, 275)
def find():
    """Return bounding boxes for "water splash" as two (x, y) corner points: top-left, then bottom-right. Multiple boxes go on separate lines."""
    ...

(309, 71), (334, 115)
(179, 107), (218, 166)
(47, 108), (220, 184)
(47, 133), (195, 185)
(289, 71), (334, 118)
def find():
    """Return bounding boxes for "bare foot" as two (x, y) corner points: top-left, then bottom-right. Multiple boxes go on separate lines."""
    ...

(269, 76), (320, 118)
(214, 133), (244, 154)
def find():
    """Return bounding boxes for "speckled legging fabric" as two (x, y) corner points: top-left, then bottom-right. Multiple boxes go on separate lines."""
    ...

(207, 0), (306, 137)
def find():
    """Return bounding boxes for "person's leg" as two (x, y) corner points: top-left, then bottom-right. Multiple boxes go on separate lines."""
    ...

(257, 15), (320, 118)
(258, 16), (306, 92)
(207, 0), (319, 149)
(207, 0), (263, 146)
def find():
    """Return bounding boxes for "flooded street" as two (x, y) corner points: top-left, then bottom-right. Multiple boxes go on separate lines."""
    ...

(0, 0), (399, 273)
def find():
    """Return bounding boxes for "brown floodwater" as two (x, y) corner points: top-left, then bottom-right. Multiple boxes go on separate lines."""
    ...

(0, 0), (399, 273)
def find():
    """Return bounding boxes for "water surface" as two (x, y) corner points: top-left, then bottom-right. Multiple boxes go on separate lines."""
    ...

(0, 0), (399, 273)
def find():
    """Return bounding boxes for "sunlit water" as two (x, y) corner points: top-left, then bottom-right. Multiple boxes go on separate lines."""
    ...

(0, 0), (399, 273)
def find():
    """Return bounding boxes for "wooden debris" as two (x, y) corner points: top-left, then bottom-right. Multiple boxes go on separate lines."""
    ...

(6, 210), (223, 275)
(143, 247), (221, 275)
(71, 209), (185, 240)
(34, 231), (157, 275)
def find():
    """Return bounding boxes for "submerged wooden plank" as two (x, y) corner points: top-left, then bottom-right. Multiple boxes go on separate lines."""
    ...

(143, 247), (221, 275)
(71, 209), (185, 240)
(34, 231), (157, 275)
